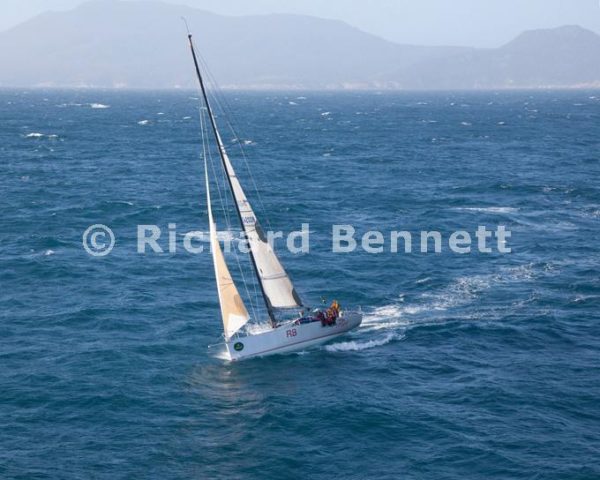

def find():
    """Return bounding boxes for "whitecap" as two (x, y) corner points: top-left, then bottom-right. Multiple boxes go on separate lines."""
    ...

(25, 132), (45, 138)
(320, 111), (331, 116)
(44, 249), (55, 256)
(460, 121), (472, 126)
(137, 120), (150, 125)
(90, 103), (110, 109)
(57, 102), (83, 108)
(454, 206), (518, 214)
(573, 295), (599, 304)
(288, 101), (298, 105)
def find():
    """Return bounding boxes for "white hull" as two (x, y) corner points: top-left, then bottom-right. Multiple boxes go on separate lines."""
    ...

(224, 311), (363, 361)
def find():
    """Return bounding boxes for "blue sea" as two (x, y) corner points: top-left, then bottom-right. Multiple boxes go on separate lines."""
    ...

(1, 89), (599, 479)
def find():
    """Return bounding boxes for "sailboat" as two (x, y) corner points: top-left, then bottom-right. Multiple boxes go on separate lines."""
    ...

(186, 33), (362, 361)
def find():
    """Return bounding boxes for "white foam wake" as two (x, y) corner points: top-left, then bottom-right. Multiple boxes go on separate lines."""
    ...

(325, 332), (402, 352)
(361, 304), (411, 331)
(357, 263), (540, 336)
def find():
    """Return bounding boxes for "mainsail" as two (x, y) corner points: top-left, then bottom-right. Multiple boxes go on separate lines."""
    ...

(205, 160), (250, 339)
(187, 33), (302, 319)
(212, 129), (302, 311)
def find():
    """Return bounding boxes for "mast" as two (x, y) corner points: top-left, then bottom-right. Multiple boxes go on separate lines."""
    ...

(187, 34), (277, 325)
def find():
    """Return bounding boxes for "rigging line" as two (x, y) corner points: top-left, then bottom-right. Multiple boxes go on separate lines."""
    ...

(198, 102), (230, 231)
(184, 24), (262, 324)
(196, 43), (305, 316)
(193, 45), (302, 314)
(195, 52), (275, 234)
(198, 96), (234, 236)
(212, 89), (276, 234)
(187, 32), (276, 324)
(200, 102), (231, 239)
(201, 101), (232, 231)
(210, 94), (276, 236)
(207, 119), (232, 230)
(198, 93), (237, 258)
(199, 99), (260, 323)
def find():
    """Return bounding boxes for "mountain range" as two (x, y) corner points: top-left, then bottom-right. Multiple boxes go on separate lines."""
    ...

(1, 0), (599, 89)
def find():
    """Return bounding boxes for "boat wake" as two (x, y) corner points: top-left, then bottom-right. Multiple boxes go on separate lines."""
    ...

(324, 332), (403, 352)
(323, 263), (546, 354)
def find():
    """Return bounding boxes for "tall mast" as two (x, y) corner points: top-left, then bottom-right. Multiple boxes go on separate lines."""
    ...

(187, 34), (277, 324)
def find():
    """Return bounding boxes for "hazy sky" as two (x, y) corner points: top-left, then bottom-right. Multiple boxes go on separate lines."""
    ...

(3, 0), (600, 47)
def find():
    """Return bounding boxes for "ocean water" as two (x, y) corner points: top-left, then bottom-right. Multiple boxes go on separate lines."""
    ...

(1, 89), (599, 479)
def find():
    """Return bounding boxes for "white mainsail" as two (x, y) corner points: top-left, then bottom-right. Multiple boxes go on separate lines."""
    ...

(187, 31), (301, 316)
(213, 128), (302, 310)
(205, 160), (250, 339)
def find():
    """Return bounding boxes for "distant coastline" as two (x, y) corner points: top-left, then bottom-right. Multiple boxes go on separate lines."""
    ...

(2, 84), (600, 92)
(0, 1), (599, 90)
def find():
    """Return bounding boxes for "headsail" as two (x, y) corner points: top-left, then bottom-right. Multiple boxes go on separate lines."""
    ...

(205, 160), (250, 339)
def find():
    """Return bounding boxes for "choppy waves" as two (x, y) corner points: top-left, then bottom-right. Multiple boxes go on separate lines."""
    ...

(2, 89), (599, 480)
